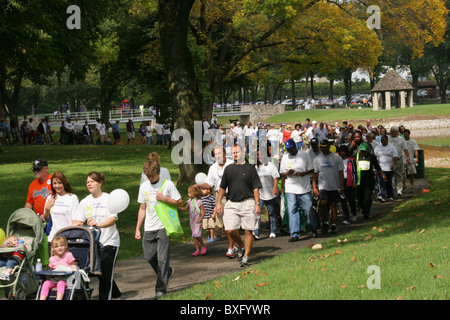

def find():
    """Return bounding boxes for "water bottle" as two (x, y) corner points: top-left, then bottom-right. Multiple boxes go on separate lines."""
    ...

(35, 259), (42, 272)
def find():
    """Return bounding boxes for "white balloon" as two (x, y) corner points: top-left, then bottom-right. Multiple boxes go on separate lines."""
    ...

(195, 172), (207, 185)
(108, 189), (130, 214)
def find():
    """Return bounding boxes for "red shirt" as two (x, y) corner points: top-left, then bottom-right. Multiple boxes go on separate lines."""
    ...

(283, 130), (293, 143)
(26, 174), (53, 216)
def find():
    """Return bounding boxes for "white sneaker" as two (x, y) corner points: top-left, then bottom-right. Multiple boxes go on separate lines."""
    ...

(240, 256), (249, 267)
(236, 247), (245, 261)
(269, 233), (276, 238)
(342, 220), (350, 225)
(0, 274), (10, 281)
(252, 232), (260, 240)
(226, 248), (235, 258)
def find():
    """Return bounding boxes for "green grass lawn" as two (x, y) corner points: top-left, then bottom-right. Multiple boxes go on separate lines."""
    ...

(164, 167), (450, 300)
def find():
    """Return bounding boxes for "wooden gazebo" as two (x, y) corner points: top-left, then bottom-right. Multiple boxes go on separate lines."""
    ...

(371, 69), (414, 110)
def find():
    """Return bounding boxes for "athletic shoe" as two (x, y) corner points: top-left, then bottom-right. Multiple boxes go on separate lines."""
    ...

(351, 215), (357, 223)
(322, 222), (329, 234)
(289, 236), (299, 242)
(240, 256), (249, 267)
(312, 231), (318, 238)
(377, 196), (385, 202)
(226, 248), (235, 258)
(397, 192), (402, 197)
(236, 247), (245, 261)
(252, 232), (260, 240)
(155, 292), (166, 300)
(0, 274), (10, 281)
(342, 220), (350, 225)
(269, 233), (276, 239)
(331, 224), (337, 234)
(388, 197), (394, 201)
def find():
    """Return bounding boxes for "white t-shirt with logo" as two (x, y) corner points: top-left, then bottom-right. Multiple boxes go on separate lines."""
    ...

(256, 162), (280, 201)
(313, 152), (344, 191)
(137, 179), (181, 232)
(75, 193), (120, 247)
(374, 143), (398, 172)
(45, 193), (79, 242)
(280, 151), (313, 194)
(405, 138), (419, 164)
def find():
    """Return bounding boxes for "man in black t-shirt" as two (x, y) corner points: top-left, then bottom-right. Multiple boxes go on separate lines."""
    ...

(216, 144), (262, 267)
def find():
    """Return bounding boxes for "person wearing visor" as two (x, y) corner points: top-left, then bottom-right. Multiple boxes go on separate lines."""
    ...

(280, 139), (318, 241)
(312, 140), (345, 234)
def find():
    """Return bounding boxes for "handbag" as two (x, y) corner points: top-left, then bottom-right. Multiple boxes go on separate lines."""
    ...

(154, 180), (184, 238)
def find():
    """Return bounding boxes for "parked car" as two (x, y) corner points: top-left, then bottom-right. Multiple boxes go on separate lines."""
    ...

(417, 89), (427, 98)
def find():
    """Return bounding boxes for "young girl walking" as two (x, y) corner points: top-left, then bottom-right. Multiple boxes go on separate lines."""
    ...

(40, 236), (77, 300)
(179, 186), (207, 256)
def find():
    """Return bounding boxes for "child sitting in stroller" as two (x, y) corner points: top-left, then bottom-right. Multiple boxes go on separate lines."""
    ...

(0, 235), (25, 281)
(39, 236), (77, 300)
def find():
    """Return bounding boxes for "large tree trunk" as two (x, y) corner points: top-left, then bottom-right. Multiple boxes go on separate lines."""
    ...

(158, 0), (207, 185)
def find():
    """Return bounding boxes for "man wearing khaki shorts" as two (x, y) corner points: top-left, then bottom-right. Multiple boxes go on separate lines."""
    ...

(216, 144), (262, 267)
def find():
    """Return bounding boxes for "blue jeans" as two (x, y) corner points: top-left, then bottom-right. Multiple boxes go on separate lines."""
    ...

(378, 171), (394, 199)
(286, 192), (317, 237)
(156, 134), (163, 145)
(254, 197), (278, 236)
(147, 136), (154, 146)
(0, 258), (19, 270)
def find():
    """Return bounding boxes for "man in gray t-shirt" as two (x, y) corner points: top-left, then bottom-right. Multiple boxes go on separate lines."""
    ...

(313, 139), (344, 234)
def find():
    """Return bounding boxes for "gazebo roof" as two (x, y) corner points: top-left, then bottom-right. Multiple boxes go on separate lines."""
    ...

(371, 69), (414, 92)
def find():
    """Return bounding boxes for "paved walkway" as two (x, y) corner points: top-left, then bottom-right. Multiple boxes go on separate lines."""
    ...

(90, 178), (430, 300)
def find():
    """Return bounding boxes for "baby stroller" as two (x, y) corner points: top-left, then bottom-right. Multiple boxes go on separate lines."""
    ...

(35, 225), (102, 300)
(0, 208), (44, 300)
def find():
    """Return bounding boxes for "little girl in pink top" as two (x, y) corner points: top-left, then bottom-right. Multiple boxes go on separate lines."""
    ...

(40, 236), (77, 300)
(179, 186), (206, 256)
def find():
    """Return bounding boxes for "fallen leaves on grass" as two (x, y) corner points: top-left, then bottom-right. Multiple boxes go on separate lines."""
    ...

(254, 282), (269, 289)
(205, 292), (211, 300)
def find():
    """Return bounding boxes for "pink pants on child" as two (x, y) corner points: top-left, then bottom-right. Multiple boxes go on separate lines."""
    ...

(41, 280), (67, 297)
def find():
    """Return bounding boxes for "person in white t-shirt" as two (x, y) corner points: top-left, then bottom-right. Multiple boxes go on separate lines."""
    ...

(97, 120), (107, 145)
(388, 127), (410, 196)
(403, 129), (419, 192)
(312, 139), (344, 234)
(43, 172), (79, 243)
(73, 172), (121, 300)
(290, 123), (304, 150)
(253, 149), (280, 239)
(233, 122), (243, 144)
(280, 139), (318, 240)
(243, 122), (254, 156)
(155, 122), (164, 145)
(197, 146), (235, 256)
(136, 160), (181, 299)
(374, 135), (398, 201)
